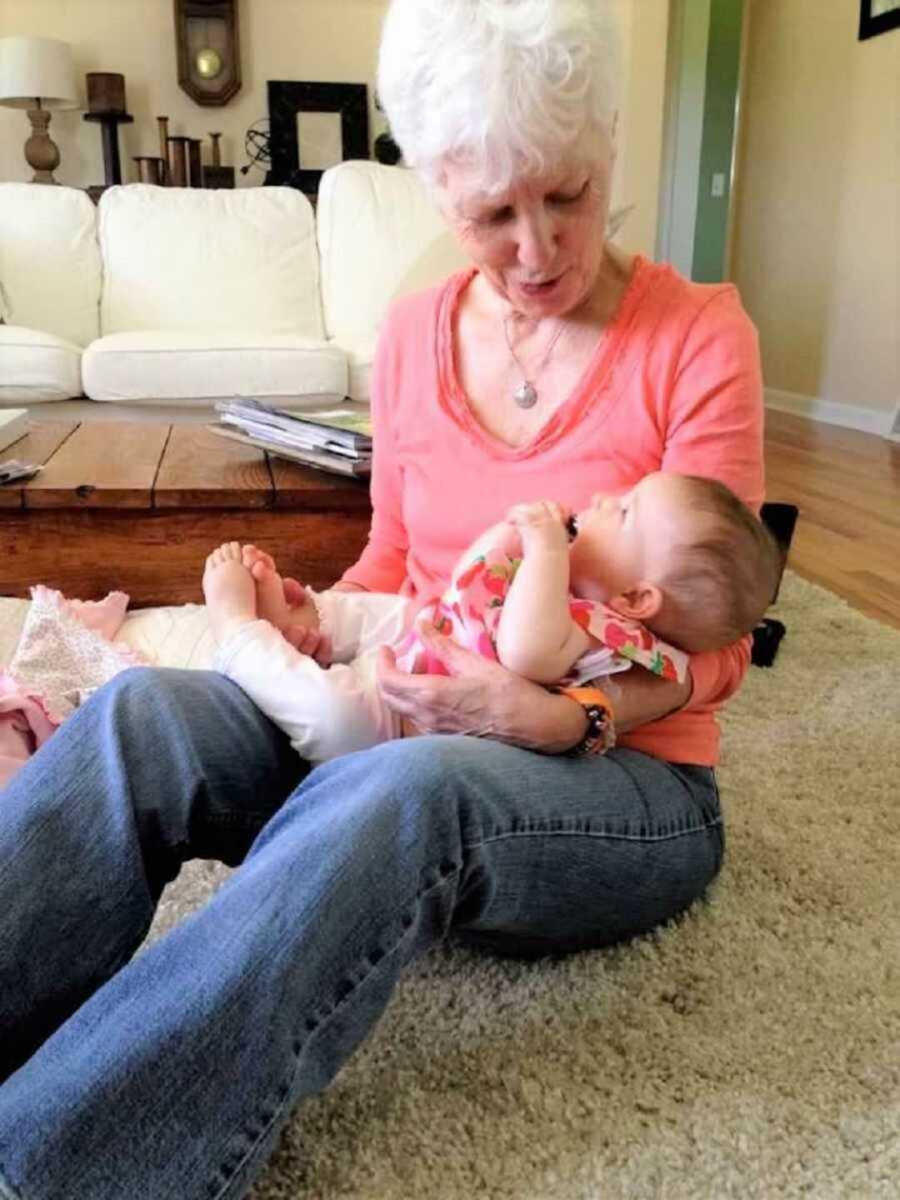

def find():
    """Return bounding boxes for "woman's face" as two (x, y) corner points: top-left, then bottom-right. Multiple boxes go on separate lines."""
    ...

(435, 144), (614, 320)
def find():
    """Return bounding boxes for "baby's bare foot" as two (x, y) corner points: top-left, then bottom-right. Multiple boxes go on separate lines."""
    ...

(202, 542), (258, 644)
(242, 544), (320, 637)
(241, 545), (290, 629)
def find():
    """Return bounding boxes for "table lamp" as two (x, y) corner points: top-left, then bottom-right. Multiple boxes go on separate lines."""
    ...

(0, 36), (80, 183)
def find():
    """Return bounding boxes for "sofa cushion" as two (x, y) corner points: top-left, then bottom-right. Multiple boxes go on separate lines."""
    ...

(98, 185), (325, 339)
(317, 162), (469, 399)
(0, 184), (101, 348)
(81, 331), (348, 405)
(338, 333), (377, 407)
(0, 325), (83, 403)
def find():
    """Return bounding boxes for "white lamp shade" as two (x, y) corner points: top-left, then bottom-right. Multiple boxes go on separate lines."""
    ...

(0, 36), (80, 110)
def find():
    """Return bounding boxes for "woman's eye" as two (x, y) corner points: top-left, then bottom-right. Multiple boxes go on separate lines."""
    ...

(551, 181), (589, 206)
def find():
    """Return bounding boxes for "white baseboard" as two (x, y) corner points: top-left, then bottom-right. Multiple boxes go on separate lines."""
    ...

(766, 388), (897, 439)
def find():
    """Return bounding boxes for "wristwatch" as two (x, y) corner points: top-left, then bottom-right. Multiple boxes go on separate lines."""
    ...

(554, 686), (616, 756)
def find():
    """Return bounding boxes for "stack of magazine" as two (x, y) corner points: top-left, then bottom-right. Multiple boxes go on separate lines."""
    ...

(209, 398), (373, 478)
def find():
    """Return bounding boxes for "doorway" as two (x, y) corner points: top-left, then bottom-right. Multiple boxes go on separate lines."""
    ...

(656, 0), (748, 282)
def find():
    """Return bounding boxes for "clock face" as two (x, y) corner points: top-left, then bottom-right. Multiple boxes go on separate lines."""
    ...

(195, 47), (223, 80)
(175, 0), (241, 106)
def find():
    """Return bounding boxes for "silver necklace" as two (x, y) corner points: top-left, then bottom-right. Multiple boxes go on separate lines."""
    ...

(503, 315), (567, 409)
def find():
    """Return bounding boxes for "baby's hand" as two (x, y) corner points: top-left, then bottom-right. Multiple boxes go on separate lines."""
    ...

(505, 500), (571, 551)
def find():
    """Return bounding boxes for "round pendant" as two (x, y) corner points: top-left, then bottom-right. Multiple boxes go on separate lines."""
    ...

(513, 381), (538, 409)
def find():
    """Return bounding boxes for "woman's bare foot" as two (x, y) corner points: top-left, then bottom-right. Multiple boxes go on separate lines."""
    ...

(242, 545), (320, 636)
(202, 542), (258, 644)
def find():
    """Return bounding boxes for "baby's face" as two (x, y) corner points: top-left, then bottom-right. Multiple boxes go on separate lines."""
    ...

(569, 473), (693, 601)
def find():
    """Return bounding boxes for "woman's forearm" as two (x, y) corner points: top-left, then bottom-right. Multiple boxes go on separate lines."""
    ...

(595, 667), (693, 734)
(497, 668), (690, 754)
(491, 678), (591, 754)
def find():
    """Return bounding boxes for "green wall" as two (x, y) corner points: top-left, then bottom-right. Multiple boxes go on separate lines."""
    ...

(692, 0), (744, 282)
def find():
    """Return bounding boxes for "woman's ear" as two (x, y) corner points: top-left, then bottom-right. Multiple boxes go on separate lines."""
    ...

(606, 582), (662, 623)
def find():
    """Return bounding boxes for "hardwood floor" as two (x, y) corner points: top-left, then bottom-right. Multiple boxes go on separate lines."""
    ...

(764, 410), (900, 630)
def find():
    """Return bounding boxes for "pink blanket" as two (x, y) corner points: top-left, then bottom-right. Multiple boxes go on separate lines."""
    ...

(0, 586), (147, 787)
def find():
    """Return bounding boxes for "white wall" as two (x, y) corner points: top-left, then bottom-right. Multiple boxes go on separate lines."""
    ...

(732, 0), (899, 431)
(617, 0), (670, 257)
(0, 0), (670, 258)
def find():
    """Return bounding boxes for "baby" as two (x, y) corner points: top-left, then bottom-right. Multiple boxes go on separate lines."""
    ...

(201, 472), (780, 764)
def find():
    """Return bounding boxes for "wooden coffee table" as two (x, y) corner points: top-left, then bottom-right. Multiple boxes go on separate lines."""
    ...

(0, 420), (372, 607)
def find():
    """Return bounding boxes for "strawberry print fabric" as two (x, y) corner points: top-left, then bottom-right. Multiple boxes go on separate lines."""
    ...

(395, 523), (689, 686)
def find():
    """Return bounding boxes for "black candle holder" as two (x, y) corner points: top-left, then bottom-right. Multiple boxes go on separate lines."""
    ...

(83, 110), (134, 186)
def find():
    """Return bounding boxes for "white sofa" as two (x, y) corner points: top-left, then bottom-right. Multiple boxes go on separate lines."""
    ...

(0, 161), (469, 416)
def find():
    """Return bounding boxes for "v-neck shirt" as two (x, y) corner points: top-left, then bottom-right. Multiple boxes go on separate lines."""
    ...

(437, 260), (651, 460)
(342, 258), (765, 765)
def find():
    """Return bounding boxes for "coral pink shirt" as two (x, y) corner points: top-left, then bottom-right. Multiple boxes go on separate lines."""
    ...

(342, 258), (766, 765)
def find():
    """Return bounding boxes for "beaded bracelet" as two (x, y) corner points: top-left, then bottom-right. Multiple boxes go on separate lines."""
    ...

(553, 686), (616, 756)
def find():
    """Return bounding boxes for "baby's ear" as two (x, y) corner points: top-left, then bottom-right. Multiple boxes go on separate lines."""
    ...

(607, 583), (663, 623)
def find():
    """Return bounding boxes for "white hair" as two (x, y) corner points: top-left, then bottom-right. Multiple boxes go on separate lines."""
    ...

(377, 0), (622, 196)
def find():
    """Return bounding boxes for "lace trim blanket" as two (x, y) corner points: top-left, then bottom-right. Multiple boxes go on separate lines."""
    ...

(0, 586), (147, 787)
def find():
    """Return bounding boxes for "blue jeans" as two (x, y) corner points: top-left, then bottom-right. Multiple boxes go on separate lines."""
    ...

(0, 667), (724, 1200)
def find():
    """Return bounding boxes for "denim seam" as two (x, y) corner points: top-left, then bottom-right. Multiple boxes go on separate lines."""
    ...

(208, 864), (460, 1200)
(465, 815), (723, 849)
(0, 1162), (22, 1200)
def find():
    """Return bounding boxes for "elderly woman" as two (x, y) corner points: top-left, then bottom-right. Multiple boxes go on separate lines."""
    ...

(0, 1), (763, 1196)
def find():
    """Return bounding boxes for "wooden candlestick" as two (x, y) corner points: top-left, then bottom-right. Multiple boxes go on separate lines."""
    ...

(83, 111), (134, 186)
(188, 138), (203, 187)
(167, 135), (190, 187)
(87, 72), (126, 114)
(203, 130), (234, 188)
(157, 116), (170, 183)
(133, 156), (165, 185)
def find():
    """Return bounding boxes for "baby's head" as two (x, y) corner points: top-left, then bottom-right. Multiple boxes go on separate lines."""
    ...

(569, 472), (781, 653)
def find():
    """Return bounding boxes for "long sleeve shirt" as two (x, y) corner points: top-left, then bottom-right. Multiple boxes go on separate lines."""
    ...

(342, 258), (765, 766)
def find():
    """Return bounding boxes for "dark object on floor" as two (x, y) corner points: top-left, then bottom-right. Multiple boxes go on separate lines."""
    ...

(752, 502), (799, 667)
(752, 618), (786, 668)
(760, 502), (799, 603)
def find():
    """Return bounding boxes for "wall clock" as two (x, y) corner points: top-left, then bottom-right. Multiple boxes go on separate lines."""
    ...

(174, 0), (241, 106)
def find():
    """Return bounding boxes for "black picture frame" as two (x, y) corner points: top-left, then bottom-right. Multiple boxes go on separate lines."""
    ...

(859, 0), (900, 40)
(267, 81), (369, 195)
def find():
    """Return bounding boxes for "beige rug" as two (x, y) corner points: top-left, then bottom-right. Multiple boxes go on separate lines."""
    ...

(147, 571), (900, 1199)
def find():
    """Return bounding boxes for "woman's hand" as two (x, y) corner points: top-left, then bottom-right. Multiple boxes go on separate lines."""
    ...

(376, 625), (695, 750)
(375, 625), (589, 753)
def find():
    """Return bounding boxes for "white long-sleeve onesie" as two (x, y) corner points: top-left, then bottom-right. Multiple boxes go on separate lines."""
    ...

(214, 590), (410, 764)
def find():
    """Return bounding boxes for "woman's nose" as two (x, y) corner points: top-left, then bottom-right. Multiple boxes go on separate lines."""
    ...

(516, 211), (557, 272)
